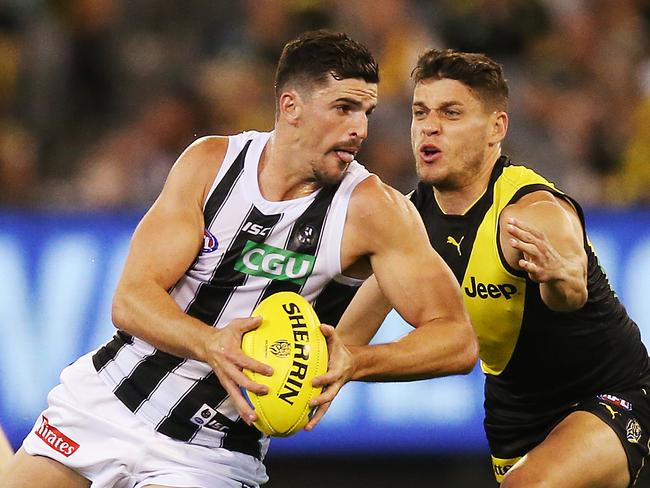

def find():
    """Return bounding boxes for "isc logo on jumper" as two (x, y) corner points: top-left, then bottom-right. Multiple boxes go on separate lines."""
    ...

(235, 240), (315, 284)
(242, 222), (272, 237)
(35, 416), (79, 457)
(464, 276), (517, 300)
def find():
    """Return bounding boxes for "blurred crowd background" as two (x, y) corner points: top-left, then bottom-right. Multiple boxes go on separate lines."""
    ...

(2, 2), (650, 486)
(1, 0), (649, 211)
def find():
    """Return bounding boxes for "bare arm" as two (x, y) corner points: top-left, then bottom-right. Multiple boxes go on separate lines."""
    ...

(500, 191), (587, 312)
(335, 275), (391, 346)
(306, 178), (477, 430)
(346, 180), (477, 381)
(111, 136), (271, 424)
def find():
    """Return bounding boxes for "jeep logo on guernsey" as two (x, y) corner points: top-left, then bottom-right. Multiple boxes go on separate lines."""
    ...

(465, 276), (517, 300)
(235, 240), (315, 284)
(35, 416), (79, 457)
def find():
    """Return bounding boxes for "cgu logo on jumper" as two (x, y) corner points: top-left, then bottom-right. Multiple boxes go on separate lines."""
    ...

(234, 240), (315, 284)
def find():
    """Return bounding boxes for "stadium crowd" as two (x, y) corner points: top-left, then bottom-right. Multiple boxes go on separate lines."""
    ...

(0, 0), (648, 210)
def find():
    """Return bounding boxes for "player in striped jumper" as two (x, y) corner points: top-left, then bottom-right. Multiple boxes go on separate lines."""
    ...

(3, 32), (476, 488)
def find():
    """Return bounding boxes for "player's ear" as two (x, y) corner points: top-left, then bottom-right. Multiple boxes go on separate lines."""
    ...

(488, 111), (508, 146)
(278, 90), (303, 126)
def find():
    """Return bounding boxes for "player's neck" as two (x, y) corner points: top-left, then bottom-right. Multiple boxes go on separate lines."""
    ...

(257, 132), (320, 202)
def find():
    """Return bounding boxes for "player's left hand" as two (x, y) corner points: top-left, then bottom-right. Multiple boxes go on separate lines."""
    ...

(506, 217), (566, 283)
(304, 324), (355, 431)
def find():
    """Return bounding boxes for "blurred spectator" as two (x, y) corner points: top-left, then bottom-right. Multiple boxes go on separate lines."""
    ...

(0, 0), (648, 209)
(332, 0), (437, 191)
(194, 56), (274, 135)
(0, 124), (37, 207)
(71, 86), (207, 209)
(605, 60), (650, 205)
(437, 0), (550, 59)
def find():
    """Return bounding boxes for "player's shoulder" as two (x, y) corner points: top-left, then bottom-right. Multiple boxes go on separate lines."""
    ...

(502, 190), (578, 228)
(500, 160), (558, 191)
(346, 175), (418, 236)
(350, 175), (412, 215)
(160, 136), (231, 204)
(169, 136), (229, 178)
(179, 135), (229, 164)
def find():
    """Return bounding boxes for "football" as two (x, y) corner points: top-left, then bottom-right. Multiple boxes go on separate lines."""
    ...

(242, 291), (328, 436)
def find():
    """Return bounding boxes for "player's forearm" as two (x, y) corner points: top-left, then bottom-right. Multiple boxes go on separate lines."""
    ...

(111, 281), (214, 362)
(540, 279), (587, 312)
(540, 261), (587, 312)
(348, 318), (478, 381)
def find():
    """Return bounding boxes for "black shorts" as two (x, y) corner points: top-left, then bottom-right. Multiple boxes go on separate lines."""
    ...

(487, 386), (650, 486)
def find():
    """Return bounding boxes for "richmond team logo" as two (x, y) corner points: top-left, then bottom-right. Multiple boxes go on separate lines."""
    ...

(270, 340), (291, 358)
(35, 416), (79, 457)
(626, 418), (642, 444)
(202, 229), (219, 253)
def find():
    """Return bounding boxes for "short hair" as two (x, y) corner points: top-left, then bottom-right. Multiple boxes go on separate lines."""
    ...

(412, 49), (509, 111)
(274, 30), (379, 99)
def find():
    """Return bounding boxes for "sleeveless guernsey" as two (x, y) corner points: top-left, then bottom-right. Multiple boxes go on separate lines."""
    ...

(411, 156), (650, 433)
(92, 131), (370, 458)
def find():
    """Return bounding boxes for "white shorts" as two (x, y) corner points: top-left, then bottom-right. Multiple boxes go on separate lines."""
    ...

(22, 353), (268, 488)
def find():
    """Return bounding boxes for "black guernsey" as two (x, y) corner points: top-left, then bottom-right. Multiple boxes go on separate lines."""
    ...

(410, 156), (650, 430)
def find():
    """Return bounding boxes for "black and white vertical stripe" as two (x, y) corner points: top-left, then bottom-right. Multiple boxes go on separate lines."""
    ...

(92, 131), (370, 456)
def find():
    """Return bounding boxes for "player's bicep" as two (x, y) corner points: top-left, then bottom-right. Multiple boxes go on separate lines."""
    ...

(122, 194), (203, 291)
(369, 198), (465, 329)
(504, 193), (585, 259)
(119, 138), (225, 291)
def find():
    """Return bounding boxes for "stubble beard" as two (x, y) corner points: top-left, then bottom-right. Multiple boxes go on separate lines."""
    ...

(312, 159), (350, 186)
(417, 148), (485, 190)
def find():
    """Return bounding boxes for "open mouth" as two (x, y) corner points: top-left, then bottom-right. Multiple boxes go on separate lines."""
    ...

(419, 144), (442, 162)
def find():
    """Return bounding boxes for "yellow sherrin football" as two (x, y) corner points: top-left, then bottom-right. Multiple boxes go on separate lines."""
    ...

(242, 291), (328, 436)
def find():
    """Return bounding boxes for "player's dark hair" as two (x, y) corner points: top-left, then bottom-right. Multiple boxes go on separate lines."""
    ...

(274, 30), (379, 99)
(412, 49), (509, 111)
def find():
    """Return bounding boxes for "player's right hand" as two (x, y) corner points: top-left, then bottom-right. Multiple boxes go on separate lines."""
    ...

(201, 316), (273, 425)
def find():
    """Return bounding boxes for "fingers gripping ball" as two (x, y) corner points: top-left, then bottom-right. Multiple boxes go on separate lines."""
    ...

(242, 292), (328, 436)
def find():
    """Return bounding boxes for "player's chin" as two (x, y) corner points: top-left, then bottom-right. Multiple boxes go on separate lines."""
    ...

(315, 166), (348, 186)
(416, 163), (445, 186)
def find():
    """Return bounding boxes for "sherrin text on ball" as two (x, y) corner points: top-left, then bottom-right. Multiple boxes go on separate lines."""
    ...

(242, 291), (327, 436)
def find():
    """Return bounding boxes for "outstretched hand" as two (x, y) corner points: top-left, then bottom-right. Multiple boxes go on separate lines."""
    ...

(304, 324), (355, 431)
(506, 217), (566, 284)
(202, 316), (273, 425)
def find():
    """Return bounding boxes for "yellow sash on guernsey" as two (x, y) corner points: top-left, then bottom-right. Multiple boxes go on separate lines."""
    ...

(462, 165), (562, 375)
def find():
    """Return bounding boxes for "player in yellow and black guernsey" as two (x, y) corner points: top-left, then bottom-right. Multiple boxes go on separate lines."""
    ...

(337, 49), (650, 487)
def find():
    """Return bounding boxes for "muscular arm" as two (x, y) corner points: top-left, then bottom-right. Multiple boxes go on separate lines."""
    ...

(500, 191), (588, 312)
(111, 136), (271, 423)
(342, 178), (478, 381)
(335, 275), (390, 346)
